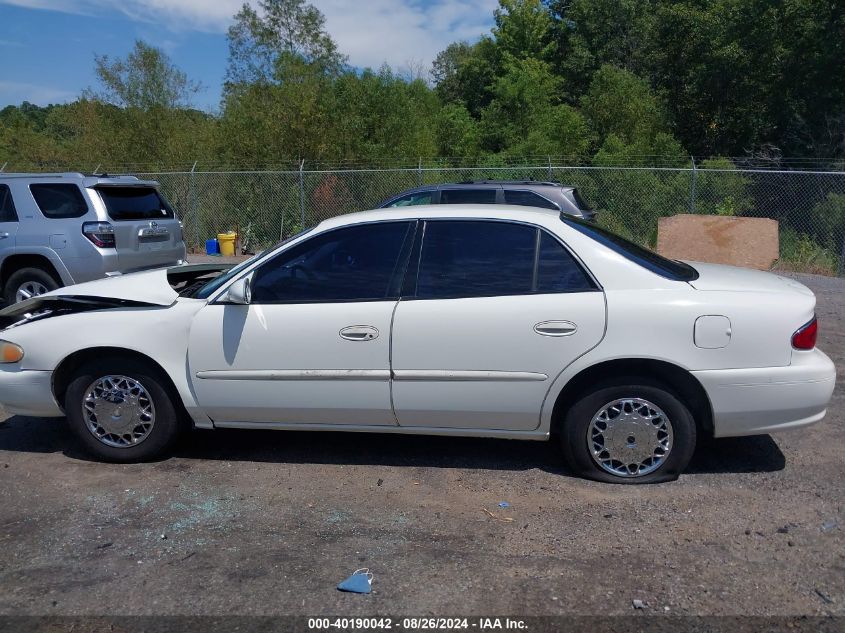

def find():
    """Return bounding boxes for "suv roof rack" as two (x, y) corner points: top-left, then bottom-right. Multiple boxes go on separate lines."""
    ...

(456, 179), (566, 187)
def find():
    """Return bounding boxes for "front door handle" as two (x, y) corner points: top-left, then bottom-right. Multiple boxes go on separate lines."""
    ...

(339, 325), (379, 341)
(534, 320), (577, 337)
(0, 232), (9, 239)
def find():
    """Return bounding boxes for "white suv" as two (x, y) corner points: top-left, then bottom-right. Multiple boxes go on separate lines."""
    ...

(0, 173), (186, 303)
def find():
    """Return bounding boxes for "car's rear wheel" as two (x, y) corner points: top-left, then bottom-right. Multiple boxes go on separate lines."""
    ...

(4, 267), (59, 304)
(65, 357), (184, 462)
(560, 380), (696, 484)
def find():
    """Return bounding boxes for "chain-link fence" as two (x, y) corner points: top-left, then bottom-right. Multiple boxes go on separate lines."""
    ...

(135, 164), (845, 276)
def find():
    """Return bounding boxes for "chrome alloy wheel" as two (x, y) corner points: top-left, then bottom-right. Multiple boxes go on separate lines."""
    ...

(15, 280), (49, 302)
(82, 375), (156, 448)
(587, 397), (673, 478)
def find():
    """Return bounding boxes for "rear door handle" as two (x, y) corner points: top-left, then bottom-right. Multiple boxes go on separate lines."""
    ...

(339, 325), (379, 341)
(534, 320), (577, 337)
(0, 233), (9, 239)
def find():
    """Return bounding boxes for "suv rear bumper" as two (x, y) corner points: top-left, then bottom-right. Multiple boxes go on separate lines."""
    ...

(692, 348), (836, 437)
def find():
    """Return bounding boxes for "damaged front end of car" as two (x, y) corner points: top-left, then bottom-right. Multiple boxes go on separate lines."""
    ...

(0, 263), (234, 331)
(0, 295), (165, 331)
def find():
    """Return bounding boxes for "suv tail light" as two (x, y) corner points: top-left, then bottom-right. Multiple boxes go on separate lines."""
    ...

(792, 316), (818, 350)
(82, 221), (115, 248)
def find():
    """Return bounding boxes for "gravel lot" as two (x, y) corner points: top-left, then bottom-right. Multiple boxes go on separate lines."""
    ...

(0, 272), (842, 618)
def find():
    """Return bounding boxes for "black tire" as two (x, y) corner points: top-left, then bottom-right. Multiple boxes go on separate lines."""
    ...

(4, 266), (60, 304)
(64, 357), (184, 463)
(559, 379), (696, 484)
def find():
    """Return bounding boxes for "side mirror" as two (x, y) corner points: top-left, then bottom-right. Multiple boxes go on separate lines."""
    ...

(224, 276), (251, 305)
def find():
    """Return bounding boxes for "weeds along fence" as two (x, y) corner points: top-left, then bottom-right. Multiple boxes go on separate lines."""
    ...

(134, 164), (845, 276)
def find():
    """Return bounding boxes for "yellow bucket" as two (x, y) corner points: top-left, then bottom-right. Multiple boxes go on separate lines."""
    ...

(217, 231), (237, 257)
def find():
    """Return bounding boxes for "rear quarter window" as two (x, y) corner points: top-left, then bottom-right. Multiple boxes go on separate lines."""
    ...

(503, 189), (559, 210)
(0, 185), (18, 222)
(97, 186), (175, 221)
(30, 183), (89, 219)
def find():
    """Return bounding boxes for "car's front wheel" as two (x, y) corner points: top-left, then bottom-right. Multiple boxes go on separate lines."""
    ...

(65, 357), (184, 462)
(560, 380), (696, 484)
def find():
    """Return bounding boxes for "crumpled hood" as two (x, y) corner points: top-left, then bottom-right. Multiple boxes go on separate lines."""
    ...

(688, 261), (814, 296)
(0, 264), (232, 331)
(40, 267), (179, 306)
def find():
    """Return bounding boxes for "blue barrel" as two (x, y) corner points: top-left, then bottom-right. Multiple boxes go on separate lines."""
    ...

(205, 238), (220, 255)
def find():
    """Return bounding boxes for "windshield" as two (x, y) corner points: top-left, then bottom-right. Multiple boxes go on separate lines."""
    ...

(193, 228), (314, 299)
(561, 215), (699, 281)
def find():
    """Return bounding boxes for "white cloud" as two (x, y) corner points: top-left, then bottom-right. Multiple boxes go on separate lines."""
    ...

(0, 0), (497, 70)
(0, 80), (76, 104)
(313, 0), (497, 70)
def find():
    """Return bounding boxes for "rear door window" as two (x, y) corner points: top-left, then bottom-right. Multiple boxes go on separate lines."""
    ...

(412, 220), (596, 299)
(30, 183), (89, 219)
(0, 185), (18, 222)
(503, 190), (559, 210)
(415, 221), (536, 299)
(97, 187), (175, 220)
(440, 189), (497, 204)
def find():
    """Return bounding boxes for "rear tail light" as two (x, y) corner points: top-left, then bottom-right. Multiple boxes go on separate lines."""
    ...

(82, 221), (115, 248)
(792, 316), (818, 350)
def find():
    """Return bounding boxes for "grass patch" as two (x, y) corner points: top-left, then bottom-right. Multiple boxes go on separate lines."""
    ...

(773, 228), (840, 276)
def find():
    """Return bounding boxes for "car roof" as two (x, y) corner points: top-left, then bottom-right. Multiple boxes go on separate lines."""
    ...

(0, 172), (159, 188)
(454, 180), (573, 189)
(318, 204), (563, 230)
(394, 181), (573, 191)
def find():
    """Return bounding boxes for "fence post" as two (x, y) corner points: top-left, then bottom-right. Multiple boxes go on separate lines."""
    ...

(688, 156), (697, 214)
(298, 159), (306, 232)
(547, 156), (553, 180)
(190, 161), (199, 253)
(417, 158), (423, 186)
(839, 233), (845, 277)
(0, 162), (6, 173)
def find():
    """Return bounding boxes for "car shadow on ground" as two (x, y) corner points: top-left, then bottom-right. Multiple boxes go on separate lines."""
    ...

(0, 415), (786, 477)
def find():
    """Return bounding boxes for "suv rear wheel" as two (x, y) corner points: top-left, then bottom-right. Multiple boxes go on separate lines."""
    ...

(4, 267), (60, 304)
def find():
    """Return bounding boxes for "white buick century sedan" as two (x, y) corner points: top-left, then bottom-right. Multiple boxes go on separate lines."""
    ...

(0, 206), (835, 483)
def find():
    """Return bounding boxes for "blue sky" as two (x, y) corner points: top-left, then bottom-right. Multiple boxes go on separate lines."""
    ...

(0, 0), (497, 112)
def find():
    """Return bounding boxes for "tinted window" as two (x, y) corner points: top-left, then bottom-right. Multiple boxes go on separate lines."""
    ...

(0, 185), (17, 222)
(251, 222), (412, 303)
(440, 189), (496, 204)
(30, 183), (88, 219)
(504, 190), (559, 210)
(537, 232), (594, 292)
(387, 191), (433, 207)
(98, 186), (175, 220)
(416, 221), (536, 299)
(561, 215), (699, 281)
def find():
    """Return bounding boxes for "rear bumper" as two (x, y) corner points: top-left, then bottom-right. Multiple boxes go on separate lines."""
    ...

(693, 349), (836, 437)
(0, 369), (64, 417)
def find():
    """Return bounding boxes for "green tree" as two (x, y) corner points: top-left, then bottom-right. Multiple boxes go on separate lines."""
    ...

(431, 38), (499, 116)
(434, 103), (481, 158)
(479, 57), (590, 157)
(87, 40), (202, 110)
(548, 0), (655, 100)
(225, 0), (345, 90)
(580, 65), (671, 146)
(492, 0), (555, 61)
